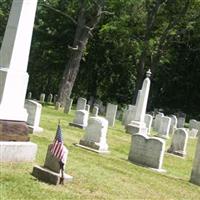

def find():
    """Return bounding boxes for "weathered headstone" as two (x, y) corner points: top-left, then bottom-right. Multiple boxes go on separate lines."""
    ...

(177, 112), (186, 128)
(153, 113), (164, 131)
(188, 128), (198, 138)
(27, 92), (32, 99)
(64, 98), (73, 114)
(53, 94), (58, 104)
(123, 106), (136, 126)
(105, 103), (118, 127)
(32, 144), (73, 185)
(92, 106), (99, 117)
(190, 134), (200, 185)
(76, 97), (87, 110)
(144, 114), (153, 134)
(189, 119), (199, 130)
(86, 104), (90, 112)
(69, 110), (89, 129)
(77, 117), (109, 153)
(167, 128), (188, 157)
(126, 70), (151, 134)
(169, 115), (177, 135)
(88, 96), (95, 106)
(157, 116), (171, 139)
(40, 93), (45, 103)
(128, 134), (165, 171)
(25, 100), (43, 133)
(0, 0), (38, 162)
(47, 94), (53, 103)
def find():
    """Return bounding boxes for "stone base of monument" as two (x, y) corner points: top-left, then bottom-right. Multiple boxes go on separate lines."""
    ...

(28, 125), (43, 134)
(167, 149), (186, 157)
(75, 140), (110, 154)
(155, 134), (169, 139)
(126, 121), (147, 135)
(0, 120), (29, 141)
(0, 141), (37, 162)
(69, 122), (86, 129)
(32, 165), (73, 185)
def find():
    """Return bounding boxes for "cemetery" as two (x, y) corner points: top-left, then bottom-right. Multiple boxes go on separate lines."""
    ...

(1, 0), (200, 199)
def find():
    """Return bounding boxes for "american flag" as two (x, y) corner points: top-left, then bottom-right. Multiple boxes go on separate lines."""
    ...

(51, 124), (67, 164)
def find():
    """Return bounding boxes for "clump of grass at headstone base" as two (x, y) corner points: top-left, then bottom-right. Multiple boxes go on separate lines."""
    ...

(1, 105), (200, 200)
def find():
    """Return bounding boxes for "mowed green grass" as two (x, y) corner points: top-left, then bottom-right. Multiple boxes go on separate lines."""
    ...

(1, 105), (200, 200)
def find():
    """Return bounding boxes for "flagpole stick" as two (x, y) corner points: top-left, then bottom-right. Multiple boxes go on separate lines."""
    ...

(59, 161), (64, 185)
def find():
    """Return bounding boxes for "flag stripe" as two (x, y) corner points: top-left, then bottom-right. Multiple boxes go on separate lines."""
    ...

(51, 124), (66, 163)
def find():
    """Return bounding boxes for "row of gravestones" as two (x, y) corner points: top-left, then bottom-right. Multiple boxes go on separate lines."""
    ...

(27, 92), (57, 104)
(69, 97), (118, 129)
(67, 98), (200, 185)
(35, 109), (200, 185)
(120, 106), (200, 186)
(26, 96), (200, 186)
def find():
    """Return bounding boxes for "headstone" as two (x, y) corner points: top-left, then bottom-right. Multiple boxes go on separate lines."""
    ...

(188, 128), (198, 138)
(157, 116), (171, 139)
(177, 112), (186, 128)
(53, 94), (58, 104)
(76, 97), (87, 110)
(92, 106), (99, 117)
(27, 92), (32, 99)
(169, 115), (177, 134)
(167, 128), (188, 157)
(128, 134), (165, 171)
(25, 100), (43, 133)
(47, 94), (53, 103)
(69, 110), (89, 129)
(105, 103), (118, 127)
(32, 144), (73, 185)
(190, 134), (200, 185)
(116, 110), (122, 120)
(189, 119), (199, 130)
(123, 106), (136, 126)
(144, 114), (153, 134)
(64, 98), (73, 114)
(86, 104), (90, 112)
(99, 105), (106, 115)
(154, 113), (164, 131)
(78, 117), (109, 153)
(40, 93), (45, 103)
(55, 102), (61, 110)
(126, 70), (151, 134)
(0, 0), (38, 161)
(44, 144), (67, 173)
(88, 96), (94, 106)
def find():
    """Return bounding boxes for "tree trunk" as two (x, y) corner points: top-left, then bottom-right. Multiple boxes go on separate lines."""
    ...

(132, 0), (163, 105)
(57, 1), (102, 105)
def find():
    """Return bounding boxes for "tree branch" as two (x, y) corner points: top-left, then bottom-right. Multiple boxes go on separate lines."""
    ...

(40, 3), (77, 25)
(68, 45), (79, 51)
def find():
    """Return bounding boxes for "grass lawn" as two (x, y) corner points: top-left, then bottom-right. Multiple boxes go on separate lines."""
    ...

(1, 105), (200, 200)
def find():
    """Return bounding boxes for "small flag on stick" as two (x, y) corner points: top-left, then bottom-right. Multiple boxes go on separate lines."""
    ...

(51, 121), (67, 164)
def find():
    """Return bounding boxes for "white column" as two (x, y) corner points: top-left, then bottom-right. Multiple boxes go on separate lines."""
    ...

(126, 70), (151, 134)
(0, 0), (38, 121)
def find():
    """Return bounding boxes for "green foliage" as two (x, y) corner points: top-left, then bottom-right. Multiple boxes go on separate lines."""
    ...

(0, 0), (200, 116)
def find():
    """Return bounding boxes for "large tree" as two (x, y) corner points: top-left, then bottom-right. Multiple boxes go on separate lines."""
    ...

(54, 0), (107, 105)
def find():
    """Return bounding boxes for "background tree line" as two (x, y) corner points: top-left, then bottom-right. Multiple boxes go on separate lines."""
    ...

(0, 0), (200, 119)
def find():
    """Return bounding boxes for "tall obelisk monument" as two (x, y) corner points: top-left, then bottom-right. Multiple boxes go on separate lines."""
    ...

(0, 0), (38, 161)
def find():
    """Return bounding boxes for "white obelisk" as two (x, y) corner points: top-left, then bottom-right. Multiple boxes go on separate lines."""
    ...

(0, 0), (38, 121)
(0, 0), (38, 162)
